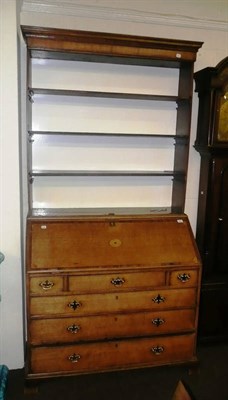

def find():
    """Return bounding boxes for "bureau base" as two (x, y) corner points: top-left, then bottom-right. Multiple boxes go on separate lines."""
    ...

(25, 213), (201, 381)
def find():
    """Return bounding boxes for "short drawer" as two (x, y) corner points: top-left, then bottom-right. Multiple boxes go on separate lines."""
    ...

(30, 333), (196, 374)
(30, 276), (64, 294)
(170, 270), (198, 287)
(30, 288), (197, 317)
(68, 271), (165, 293)
(30, 309), (196, 345)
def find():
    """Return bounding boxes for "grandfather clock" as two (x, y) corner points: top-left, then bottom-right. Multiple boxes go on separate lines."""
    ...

(194, 57), (228, 342)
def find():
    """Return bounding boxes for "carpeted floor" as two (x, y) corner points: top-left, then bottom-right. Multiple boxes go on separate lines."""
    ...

(5, 343), (228, 400)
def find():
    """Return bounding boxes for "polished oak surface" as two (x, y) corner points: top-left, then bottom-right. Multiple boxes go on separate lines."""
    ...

(30, 334), (196, 376)
(28, 216), (199, 269)
(26, 214), (201, 379)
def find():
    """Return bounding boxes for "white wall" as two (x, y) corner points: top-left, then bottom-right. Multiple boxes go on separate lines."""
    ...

(0, 0), (24, 369)
(0, 0), (227, 369)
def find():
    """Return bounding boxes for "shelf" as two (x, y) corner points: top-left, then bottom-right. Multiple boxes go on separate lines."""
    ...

(29, 88), (183, 102)
(29, 207), (172, 218)
(29, 170), (185, 177)
(28, 130), (188, 140)
(30, 51), (183, 68)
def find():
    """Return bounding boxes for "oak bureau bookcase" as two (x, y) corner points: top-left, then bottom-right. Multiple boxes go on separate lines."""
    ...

(22, 26), (202, 381)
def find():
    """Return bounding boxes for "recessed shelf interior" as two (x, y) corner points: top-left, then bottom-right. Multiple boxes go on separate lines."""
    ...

(26, 43), (195, 212)
(31, 58), (180, 95)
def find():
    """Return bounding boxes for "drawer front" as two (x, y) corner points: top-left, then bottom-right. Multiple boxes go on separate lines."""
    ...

(30, 309), (196, 345)
(30, 288), (197, 316)
(170, 270), (198, 287)
(30, 333), (196, 374)
(29, 218), (200, 270)
(30, 276), (64, 294)
(68, 271), (165, 293)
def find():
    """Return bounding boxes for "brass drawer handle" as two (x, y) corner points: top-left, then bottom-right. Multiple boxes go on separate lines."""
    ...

(111, 277), (125, 286)
(152, 294), (165, 304)
(39, 280), (54, 290)
(68, 300), (82, 310)
(151, 345), (164, 355)
(67, 324), (81, 334)
(68, 353), (81, 363)
(177, 273), (191, 283)
(152, 318), (165, 327)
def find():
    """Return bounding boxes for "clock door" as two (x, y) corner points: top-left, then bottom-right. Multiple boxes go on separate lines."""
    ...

(214, 80), (228, 144)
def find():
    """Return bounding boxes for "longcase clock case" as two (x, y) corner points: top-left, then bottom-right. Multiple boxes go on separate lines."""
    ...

(194, 57), (228, 341)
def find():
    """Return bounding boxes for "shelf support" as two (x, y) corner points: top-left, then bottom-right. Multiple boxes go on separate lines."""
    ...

(28, 132), (34, 143)
(28, 89), (34, 103)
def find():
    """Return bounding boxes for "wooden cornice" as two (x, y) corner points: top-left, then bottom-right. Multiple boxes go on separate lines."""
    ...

(21, 26), (203, 64)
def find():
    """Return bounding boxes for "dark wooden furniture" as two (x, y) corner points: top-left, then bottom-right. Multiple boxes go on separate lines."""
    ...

(21, 26), (202, 380)
(194, 57), (228, 341)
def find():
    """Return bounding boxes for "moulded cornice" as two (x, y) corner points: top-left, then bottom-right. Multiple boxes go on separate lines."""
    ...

(21, 1), (228, 31)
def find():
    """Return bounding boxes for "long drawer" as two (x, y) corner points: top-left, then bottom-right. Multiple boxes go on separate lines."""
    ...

(30, 333), (196, 375)
(30, 309), (196, 345)
(30, 288), (197, 316)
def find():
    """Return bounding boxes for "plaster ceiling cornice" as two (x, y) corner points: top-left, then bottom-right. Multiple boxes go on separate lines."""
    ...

(21, 0), (228, 31)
